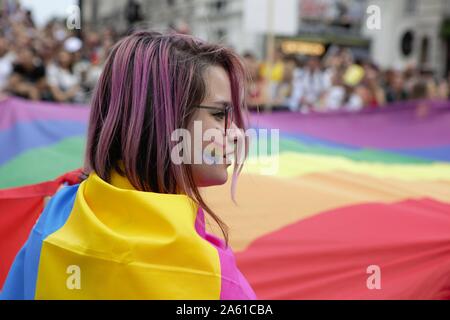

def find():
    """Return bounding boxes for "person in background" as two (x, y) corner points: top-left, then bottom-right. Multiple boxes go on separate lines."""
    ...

(7, 48), (51, 101)
(47, 50), (82, 103)
(410, 79), (431, 118)
(437, 78), (449, 100)
(447, 72), (450, 101)
(362, 63), (385, 108)
(420, 69), (438, 99)
(82, 33), (115, 99)
(319, 67), (346, 111)
(242, 52), (267, 109)
(342, 85), (364, 112)
(288, 56), (331, 113)
(341, 60), (366, 112)
(384, 70), (408, 103)
(0, 36), (14, 92)
(125, 0), (144, 30)
(271, 55), (297, 109)
(259, 47), (285, 108)
(34, 37), (57, 67)
(403, 62), (420, 96)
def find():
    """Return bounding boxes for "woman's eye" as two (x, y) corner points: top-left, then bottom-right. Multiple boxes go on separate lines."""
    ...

(213, 112), (225, 120)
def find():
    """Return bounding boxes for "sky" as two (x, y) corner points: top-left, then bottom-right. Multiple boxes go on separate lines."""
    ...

(20, 0), (78, 27)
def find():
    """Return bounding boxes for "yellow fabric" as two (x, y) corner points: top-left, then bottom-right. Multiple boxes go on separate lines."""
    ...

(343, 64), (365, 86)
(242, 152), (450, 181)
(35, 172), (222, 299)
(259, 61), (284, 82)
(204, 171), (450, 251)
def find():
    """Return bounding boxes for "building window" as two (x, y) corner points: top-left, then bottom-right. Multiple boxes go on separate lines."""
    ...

(216, 0), (227, 11)
(209, 0), (227, 13)
(420, 36), (430, 66)
(405, 0), (417, 15)
(400, 30), (415, 57)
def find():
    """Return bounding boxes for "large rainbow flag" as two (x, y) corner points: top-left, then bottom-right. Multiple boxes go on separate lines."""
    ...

(1, 97), (450, 299)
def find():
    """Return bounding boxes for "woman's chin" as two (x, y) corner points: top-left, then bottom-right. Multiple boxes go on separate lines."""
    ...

(198, 167), (229, 187)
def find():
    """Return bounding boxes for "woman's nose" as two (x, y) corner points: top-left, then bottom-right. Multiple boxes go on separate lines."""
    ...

(226, 122), (244, 144)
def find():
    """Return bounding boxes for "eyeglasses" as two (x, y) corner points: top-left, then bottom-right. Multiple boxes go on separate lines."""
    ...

(195, 104), (234, 134)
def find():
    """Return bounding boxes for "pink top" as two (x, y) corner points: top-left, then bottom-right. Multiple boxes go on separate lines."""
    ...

(194, 207), (257, 300)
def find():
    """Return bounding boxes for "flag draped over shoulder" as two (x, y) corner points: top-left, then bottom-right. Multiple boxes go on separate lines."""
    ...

(1, 171), (256, 300)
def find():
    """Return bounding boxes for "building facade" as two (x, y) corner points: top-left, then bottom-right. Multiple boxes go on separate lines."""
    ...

(363, 0), (450, 76)
(141, 0), (264, 56)
(81, 0), (450, 75)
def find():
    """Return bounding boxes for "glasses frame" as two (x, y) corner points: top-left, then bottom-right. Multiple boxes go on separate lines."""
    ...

(194, 104), (234, 134)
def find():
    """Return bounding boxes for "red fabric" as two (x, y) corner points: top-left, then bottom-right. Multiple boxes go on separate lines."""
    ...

(236, 198), (450, 299)
(0, 169), (82, 289)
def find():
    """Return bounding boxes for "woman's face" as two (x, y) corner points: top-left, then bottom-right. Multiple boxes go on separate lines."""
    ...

(188, 65), (238, 187)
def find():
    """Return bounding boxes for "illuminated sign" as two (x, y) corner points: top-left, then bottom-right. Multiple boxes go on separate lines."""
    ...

(280, 40), (326, 56)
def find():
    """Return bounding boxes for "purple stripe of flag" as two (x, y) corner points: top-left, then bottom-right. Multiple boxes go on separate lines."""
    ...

(0, 97), (89, 132)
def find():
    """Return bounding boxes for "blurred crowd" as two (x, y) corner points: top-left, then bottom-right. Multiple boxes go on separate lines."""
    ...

(1, 4), (450, 112)
(243, 47), (450, 113)
(0, 3), (118, 104)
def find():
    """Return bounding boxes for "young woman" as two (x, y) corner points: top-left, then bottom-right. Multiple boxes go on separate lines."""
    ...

(1, 31), (256, 300)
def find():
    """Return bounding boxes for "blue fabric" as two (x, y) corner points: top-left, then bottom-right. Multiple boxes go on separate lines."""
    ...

(389, 146), (450, 162)
(0, 120), (86, 165)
